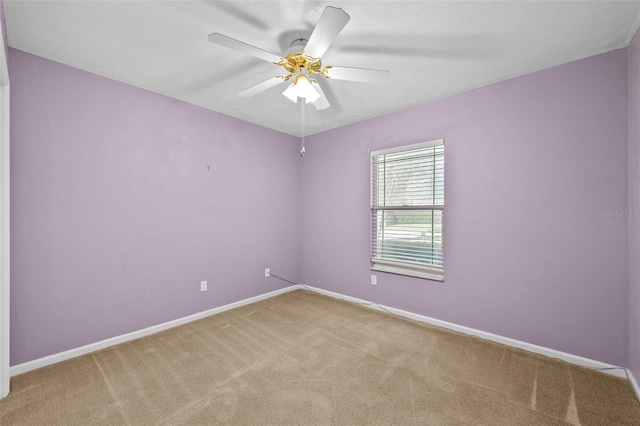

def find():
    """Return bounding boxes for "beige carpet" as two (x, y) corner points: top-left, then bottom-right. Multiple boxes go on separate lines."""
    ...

(1, 289), (639, 425)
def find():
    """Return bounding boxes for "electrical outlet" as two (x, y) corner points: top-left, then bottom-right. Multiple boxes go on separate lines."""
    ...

(265, 268), (270, 277)
(200, 280), (207, 292)
(371, 275), (377, 285)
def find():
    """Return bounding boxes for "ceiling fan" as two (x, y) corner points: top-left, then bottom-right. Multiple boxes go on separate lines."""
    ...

(208, 6), (390, 110)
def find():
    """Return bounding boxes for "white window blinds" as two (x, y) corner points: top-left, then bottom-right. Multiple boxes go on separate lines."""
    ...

(370, 140), (444, 280)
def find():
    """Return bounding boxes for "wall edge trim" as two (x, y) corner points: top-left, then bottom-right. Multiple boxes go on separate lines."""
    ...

(9, 285), (299, 377)
(10, 283), (629, 383)
(301, 284), (629, 380)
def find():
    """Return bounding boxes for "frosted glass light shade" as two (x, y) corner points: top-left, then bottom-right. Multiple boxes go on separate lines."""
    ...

(282, 75), (320, 103)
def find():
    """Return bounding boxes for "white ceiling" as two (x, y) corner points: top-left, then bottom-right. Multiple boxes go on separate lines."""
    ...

(4, 1), (640, 136)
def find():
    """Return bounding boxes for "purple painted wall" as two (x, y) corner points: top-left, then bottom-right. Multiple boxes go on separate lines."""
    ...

(7, 39), (634, 368)
(629, 29), (640, 378)
(9, 48), (299, 365)
(300, 50), (630, 366)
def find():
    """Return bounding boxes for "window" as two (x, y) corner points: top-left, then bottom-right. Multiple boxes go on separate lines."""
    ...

(370, 139), (444, 281)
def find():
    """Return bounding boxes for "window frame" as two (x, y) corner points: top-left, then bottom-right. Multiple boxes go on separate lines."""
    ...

(370, 139), (445, 282)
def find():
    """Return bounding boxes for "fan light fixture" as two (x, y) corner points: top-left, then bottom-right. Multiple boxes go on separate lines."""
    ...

(282, 74), (320, 103)
(208, 6), (390, 111)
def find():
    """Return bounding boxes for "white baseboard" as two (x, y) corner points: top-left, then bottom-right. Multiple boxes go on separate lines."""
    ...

(301, 284), (629, 379)
(10, 285), (299, 377)
(9, 283), (630, 382)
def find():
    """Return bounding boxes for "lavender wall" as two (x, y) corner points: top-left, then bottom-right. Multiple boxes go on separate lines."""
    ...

(629, 30), (640, 378)
(8, 41), (633, 368)
(300, 50), (630, 365)
(9, 49), (299, 365)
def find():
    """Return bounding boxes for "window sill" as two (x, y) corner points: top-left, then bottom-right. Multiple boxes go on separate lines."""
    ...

(370, 264), (444, 282)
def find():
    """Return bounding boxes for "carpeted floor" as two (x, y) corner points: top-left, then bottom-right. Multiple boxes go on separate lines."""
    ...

(1, 289), (639, 425)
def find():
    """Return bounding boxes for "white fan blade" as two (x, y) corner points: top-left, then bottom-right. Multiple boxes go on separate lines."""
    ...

(239, 76), (285, 97)
(324, 66), (390, 84)
(304, 7), (350, 59)
(311, 83), (330, 110)
(208, 33), (282, 63)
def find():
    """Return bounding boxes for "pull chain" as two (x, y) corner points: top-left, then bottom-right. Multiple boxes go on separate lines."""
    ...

(300, 98), (306, 156)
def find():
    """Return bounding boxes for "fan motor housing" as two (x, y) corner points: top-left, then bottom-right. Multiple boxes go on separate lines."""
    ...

(277, 38), (326, 78)
(280, 52), (322, 75)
